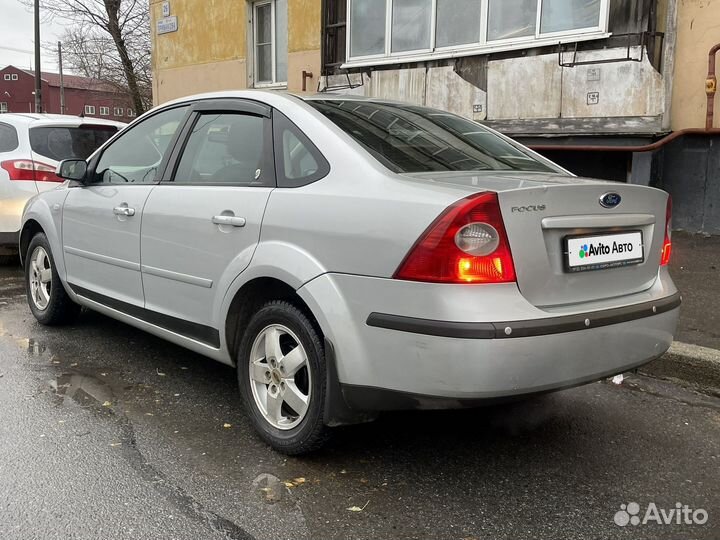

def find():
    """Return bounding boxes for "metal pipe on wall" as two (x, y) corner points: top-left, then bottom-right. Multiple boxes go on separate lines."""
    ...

(706, 42), (720, 130)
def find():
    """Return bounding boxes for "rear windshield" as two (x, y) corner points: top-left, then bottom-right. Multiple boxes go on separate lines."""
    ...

(29, 125), (117, 161)
(306, 100), (561, 174)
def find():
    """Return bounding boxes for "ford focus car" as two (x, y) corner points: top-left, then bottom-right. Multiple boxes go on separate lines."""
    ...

(0, 113), (123, 264)
(19, 92), (679, 454)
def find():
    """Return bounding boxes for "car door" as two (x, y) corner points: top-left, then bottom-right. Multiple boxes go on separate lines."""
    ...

(62, 105), (190, 307)
(140, 99), (275, 347)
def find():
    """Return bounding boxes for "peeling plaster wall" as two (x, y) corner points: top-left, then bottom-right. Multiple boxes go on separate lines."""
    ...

(336, 46), (665, 130)
(150, 0), (322, 104)
(671, 0), (720, 130)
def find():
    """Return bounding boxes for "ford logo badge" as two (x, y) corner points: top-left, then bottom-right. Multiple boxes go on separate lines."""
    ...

(599, 192), (622, 208)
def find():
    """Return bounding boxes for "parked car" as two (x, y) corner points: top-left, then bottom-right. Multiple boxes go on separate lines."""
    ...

(0, 113), (123, 263)
(19, 92), (679, 454)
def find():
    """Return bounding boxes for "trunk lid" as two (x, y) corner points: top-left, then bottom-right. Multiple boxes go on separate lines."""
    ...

(401, 172), (668, 307)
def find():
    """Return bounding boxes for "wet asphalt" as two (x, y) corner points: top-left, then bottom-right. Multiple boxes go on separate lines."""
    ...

(0, 265), (719, 540)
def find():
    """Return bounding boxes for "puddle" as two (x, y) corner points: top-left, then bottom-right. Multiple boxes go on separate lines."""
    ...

(252, 473), (290, 504)
(51, 372), (115, 409)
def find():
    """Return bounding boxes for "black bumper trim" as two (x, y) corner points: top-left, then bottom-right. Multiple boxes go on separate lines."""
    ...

(69, 283), (221, 348)
(366, 292), (681, 340)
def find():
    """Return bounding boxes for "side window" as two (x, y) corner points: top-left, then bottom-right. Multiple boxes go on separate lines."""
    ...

(272, 111), (329, 187)
(94, 105), (188, 184)
(173, 112), (271, 186)
(0, 123), (19, 152)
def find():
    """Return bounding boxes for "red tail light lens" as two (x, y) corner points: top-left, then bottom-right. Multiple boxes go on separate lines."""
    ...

(0, 160), (61, 182)
(394, 192), (516, 283)
(660, 196), (672, 266)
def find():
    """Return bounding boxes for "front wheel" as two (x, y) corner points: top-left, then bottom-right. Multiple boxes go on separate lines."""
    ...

(237, 300), (329, 454)
(25, 233), (80, 325)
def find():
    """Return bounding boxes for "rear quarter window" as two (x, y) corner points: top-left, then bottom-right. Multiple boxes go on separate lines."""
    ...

(0, 122), (19, 152)
(29, 125), (117, 161)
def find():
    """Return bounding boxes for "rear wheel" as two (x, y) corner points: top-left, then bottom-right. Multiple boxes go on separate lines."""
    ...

(25, 233), (80, 325)
(237, 300), (329, 454)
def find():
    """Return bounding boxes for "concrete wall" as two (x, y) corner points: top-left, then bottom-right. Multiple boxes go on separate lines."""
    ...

(671, 0), (720, 130)
(337, 46), (666, 131)
(150, 0), (321, 104)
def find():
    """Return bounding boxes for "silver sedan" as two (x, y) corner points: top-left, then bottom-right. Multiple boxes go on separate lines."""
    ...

(20, 91), (679, 453)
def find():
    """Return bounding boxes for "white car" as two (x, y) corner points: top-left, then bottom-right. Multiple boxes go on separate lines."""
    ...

(0, 113), (123, 263)
(20, 92), (678, 454)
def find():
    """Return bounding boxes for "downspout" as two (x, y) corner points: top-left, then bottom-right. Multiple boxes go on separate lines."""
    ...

(706, 42), (720, 129)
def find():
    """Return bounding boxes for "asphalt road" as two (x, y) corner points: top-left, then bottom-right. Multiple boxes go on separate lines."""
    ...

(0, 266), (719, 540)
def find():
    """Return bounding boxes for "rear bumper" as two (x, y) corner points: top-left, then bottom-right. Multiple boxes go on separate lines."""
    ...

(299, 269), (680, 408)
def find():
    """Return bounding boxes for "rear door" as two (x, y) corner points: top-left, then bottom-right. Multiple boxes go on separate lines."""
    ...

(139, 99), (274, 345)
(62, 105), (190, 307)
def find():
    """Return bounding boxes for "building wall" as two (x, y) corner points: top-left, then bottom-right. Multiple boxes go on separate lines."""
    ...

(0, 65), (131, 119)
(0, 67), (49, 114)
(151, 0), (322, 105)
(670, 0), (720, 130)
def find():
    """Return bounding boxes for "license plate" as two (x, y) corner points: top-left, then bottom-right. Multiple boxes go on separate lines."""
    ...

(564, 231), (644, 273)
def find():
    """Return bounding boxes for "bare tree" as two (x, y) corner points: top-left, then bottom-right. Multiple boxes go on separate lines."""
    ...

(28, 0), (151, 114)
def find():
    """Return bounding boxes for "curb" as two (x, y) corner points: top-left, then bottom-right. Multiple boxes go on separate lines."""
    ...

(639, 342), (720, 393)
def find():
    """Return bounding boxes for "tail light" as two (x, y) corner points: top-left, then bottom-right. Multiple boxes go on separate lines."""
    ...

(0, 160), (62, 182)
(660, 196), (672, 266)
(394, 192), (516, 283)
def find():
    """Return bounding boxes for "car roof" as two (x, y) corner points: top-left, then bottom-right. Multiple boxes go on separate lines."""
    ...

(0, 113), (125, 128)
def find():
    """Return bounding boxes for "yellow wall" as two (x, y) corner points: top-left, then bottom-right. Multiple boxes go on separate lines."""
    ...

(671, 0), (720, 130)
(151, 0), (321, 104)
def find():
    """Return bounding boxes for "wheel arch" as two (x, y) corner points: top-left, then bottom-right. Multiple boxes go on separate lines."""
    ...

(223, 276), (324, 366)
(19, 219), (44, 267)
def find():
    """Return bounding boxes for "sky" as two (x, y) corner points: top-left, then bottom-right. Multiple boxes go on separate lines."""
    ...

(0, 0), (69, 72)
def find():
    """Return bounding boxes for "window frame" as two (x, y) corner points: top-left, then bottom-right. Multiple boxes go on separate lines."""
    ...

(0, 122), (19, 151)
(272, 109), (330, 188)
(0, 102), (8, 113)
(11, 74), (18, 81)
(343, 0), (610, 67)
(162, 98), (277, 188)
(114, 107), (124, 117)
(99, 106), (110, 116)
(252, 0), (287, 88)
(84, 105), (95, 115)
(3, 74), (10, 81)
(85, 103), (193, 186)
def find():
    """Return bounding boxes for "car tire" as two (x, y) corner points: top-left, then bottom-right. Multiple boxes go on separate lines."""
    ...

(237, 300), (329, 455)
(25, 233), (80, 326)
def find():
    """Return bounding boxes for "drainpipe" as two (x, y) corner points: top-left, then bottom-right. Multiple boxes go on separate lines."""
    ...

(529, 128), (720, 153)
(706, 42), (720, 130)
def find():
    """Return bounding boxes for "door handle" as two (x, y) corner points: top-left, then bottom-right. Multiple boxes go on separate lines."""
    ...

(212, 215), (246, 227)
(113, 205), (135, 216)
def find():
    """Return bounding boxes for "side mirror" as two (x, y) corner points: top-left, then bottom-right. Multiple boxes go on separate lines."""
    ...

(56, 159), (88, 182)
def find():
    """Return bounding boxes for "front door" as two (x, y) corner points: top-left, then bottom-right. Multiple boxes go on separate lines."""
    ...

(140, 100), (275, 346)
(62, 105), (190, 306)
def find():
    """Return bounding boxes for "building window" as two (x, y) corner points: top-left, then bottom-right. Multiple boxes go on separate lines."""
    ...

(114, 107), (124, 116)
(11, 74), (18, 81)
(345, 0), (608, 66)
(127, 108), (134, 117)
(252, 0), (288, 86)
(100, 106), (110, 116)
(3, 74), (10, 81)
(322, 0), (347, 74)
(85, 105), (95, 115)
(0, 102), (7, 113)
